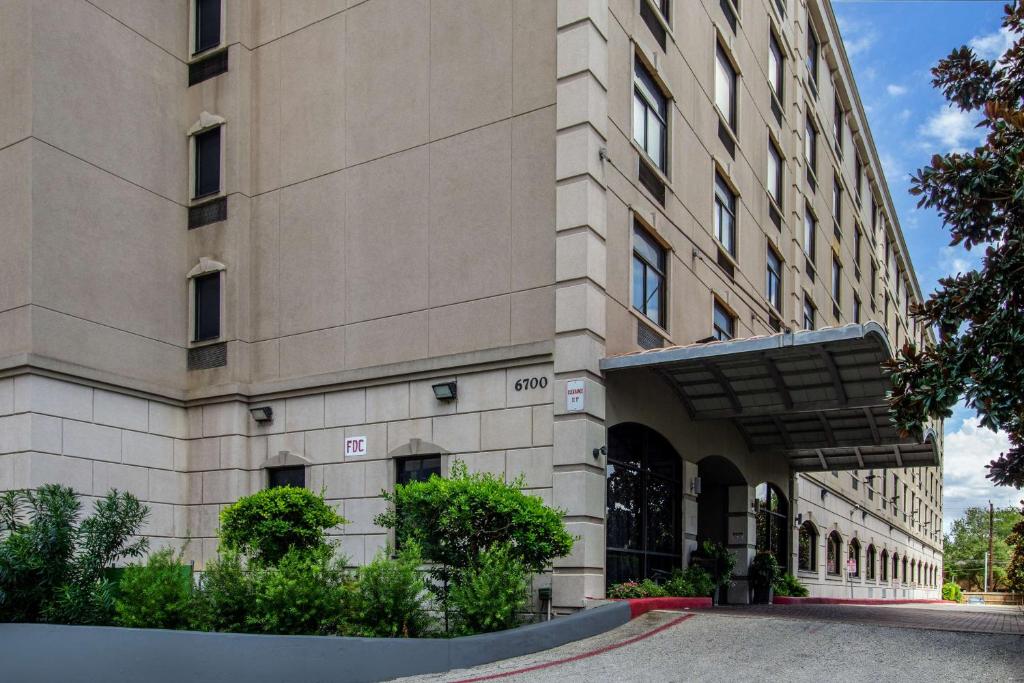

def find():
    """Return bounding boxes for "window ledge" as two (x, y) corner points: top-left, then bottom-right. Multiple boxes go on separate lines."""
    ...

(714, 108), (738, 144)
(631, 140), (671, 186)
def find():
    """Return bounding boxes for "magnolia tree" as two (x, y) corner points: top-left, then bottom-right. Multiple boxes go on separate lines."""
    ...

(888, 4), (1024, 489)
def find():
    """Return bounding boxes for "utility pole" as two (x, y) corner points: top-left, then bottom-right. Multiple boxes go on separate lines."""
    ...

(988, 500), (995, 592)
(984, 551), (989, 593)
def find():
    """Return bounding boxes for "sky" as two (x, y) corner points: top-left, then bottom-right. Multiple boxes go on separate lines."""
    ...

(830, 0), (1021, 531)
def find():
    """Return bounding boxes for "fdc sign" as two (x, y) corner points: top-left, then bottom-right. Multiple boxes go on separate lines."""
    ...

(345, 436), (367, 457)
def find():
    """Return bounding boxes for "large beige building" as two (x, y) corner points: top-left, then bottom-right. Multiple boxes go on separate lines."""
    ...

(0, 0), (942, 608)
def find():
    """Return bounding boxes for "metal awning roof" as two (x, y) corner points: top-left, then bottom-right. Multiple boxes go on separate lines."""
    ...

(600, 322), (937, 472)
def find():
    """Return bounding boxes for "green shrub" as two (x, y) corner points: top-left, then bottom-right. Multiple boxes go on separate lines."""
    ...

(449, 544), (530, 636)
(189, 550), (254, 633)
(942, 582), (963, 602)
(219, 487), (345, 565)
(0, 485), (149, 625)
(114, 548), (194, 630)
(354, 542), (433, 638)
(606, 579), (667, 599)
(664, 566), (715, 598)
(773, 573), (809, 597)
(246, 546), (354, 636)
(376, 461), (573, 593)
(690, 540), (736, 589)
(748, 552), (782, 591)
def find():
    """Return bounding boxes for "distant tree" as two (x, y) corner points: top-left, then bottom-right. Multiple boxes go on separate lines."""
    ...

(943, 505), (1018, 590)
(1007, 503), (1024, 592)
(887, 3), (1024, 489)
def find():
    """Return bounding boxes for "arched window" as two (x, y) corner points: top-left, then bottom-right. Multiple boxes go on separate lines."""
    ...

(848, 538), (861, 578)
(798, 521), (818, 571)
(892, 553), (900, 583)
(866, 544), (876, 580)
(826, 531), (842, 576)
(755, 483), (788, 569)
(880, 548), (889, 581)
(606, 423), (682, 584)
(902, 556), (908, 582)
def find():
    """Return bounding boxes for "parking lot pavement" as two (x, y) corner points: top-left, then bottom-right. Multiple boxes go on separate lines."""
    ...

(393, 606), (1024, 683)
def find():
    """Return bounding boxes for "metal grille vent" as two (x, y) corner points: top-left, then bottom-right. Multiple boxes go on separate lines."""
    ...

(637, 321), (664, 350)
(189, 197), (227, 230)
(638, 159), (666, 205)
(717, 120), (736, 158)
(769, 203), (782, 230)
(189, 50), (229, 86)
(188, 342), (227, 370)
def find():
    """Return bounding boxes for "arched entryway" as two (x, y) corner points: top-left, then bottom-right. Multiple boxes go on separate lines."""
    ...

(605, 423), (683, 585)
(696, 455), (747, 603)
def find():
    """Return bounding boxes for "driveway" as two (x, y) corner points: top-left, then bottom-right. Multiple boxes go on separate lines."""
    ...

(394, 604), (1024, 682)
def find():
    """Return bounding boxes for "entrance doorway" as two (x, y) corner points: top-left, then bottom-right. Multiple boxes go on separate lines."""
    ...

(696, 455), (746, 603)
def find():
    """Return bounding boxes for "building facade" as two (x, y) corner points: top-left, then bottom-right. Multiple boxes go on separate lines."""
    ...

(0, 0), (941, 609)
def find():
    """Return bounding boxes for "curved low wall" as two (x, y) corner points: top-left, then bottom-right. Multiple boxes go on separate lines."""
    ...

(0, 602), (631, 683)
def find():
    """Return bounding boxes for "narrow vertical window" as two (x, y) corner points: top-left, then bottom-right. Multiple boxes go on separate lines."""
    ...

(767, 139), (783, 207)
(855, 153), (864, 202)
(854, 225), (862, 272)
(806, 22), (820, 91)
(194, 0), (222, 55)
(805, 117), (818, 180)
(803, 210), (817, 266)
(803, 297), (815, 330)
(766, 248), (783, 312)
(634, 60), (668, 172)
(714, 173), (737, 256)
(194, 126), (221, 199)
(715, 46), (738, 130)
(832, 177), (842, 227)
(833, 95), (844, 157)
(871, 262), (878, 301)
(853, 294), (861, 324)
(768, 32), (784, 102)
(193, 272), (221, 341)
(632, 224), (667, 328)
(831, 253), (842, 305)
(712, 301), (735, 341)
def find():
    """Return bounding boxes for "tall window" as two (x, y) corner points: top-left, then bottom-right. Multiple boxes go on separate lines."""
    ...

(832, 178), (843, 227)
(768, 139), (783, 207)
(768, 32), (784, 102)
(632, 223), (667, 327)
(755, 483), (788, 569)
(267, 466), (304, 489)
(833, 95), (844, 157)
(854, 225), (862, 271)
(867, 545), (876, 580)
(902, 556), (908, 581)
(193, 272), (221, 342)
(634, 60), (668, 171)
(806, 22), (820, 91)
(714, 173), (737, 255)
(826, 531), (842, 575)
(831, 253), (842, 305)
(848, 538), (860, 577)
(893, 553), (900, 582)
(712, 301), (735, 341)
(881, 549), (889, 581)
(871, 262), (878, 301)
(715, 46), (738, 129)
(194, 0), (222, 55)
(766, 247), (783, 311)
(805, 117), (818, 180)
(855, 153), (864, 202)
(853, 294), (861, 324)
(798, 522), (817, 571)
(606, 423), (683, 584)
(803, 209), (817, 266)
(803, 297), (816, 330)
(194, 126), (221, 199)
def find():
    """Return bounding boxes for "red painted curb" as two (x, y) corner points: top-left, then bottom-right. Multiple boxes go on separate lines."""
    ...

(773, 596), (946, 606)
(452, 613), (695, 682)
(620, 597), (714, 617)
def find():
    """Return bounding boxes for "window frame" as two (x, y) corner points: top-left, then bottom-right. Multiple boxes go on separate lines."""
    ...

(832, 175), (843, 229)
(715, 43), (739, 131)
(831, 251), (842, 306)
(798, 521), (817, 572)
(805, 116), (818, 182)
(714, 172), (738, 257)
(187, 258), (226, 345)
(712, 299), (736, 341)
(191, 0), (225, 57)
(806, 21), (820, 92)
(395, 455), (442, 486)
(632, 221), (669, 329)
(833, 94), (844, 158)
(767, 136), (784, 209)
(633, 58), (670, 174)
(766, 246), (783, 313)
(192, 125), (222, 200)
(768, 29), (785, 104)
(803, 296), (816, 330)
(267, 465), (305, 489)
(192, 272), (222, 343)
(803, 208), (817, 267)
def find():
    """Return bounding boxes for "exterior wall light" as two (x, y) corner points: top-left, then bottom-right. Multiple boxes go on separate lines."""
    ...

(432, 381), (457, 401)
(249, 406), (274, 423)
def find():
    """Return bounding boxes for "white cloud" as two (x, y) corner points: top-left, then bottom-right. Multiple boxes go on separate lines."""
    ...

(836, 14), (877, 58)
(938, 245), (980, 276)
(898, 108), (912, 122)
(918, 105), (983, 153)
(969, 26), (1015, 60)
(942, 417), (1021, 533)
(886, 84), (907, 97)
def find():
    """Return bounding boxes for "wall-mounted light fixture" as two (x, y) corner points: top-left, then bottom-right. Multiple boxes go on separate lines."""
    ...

(431, 381), (457, 401)
(592, 445), (607, 459)
(820, 488), (828, 501)
(249, 406), (274, 423)
(689, 476), (702, 495)
(794, 512), (803, 527)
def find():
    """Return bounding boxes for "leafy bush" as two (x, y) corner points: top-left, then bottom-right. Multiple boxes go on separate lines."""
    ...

(942, 582), (963, 602)
(0, 485), (149, 625)
(189, 550), (254, 633)
(114, 548), (194, 630)
(219, 487), (345, 565)
(354, 543), (433, 638)
(376, 461), (573, 587)
(773, 573), (809, 597)
(748, 552), (782, 591)
(449, 544), (530, 636)
(664, 566), (715, 598)
(690, 540), (736, 589)
(606, 579), (667, 599)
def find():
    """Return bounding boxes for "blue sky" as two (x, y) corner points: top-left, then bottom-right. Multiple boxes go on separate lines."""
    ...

(831, 1), (1021, 529)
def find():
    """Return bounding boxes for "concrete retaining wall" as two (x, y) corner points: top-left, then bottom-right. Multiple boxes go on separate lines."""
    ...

(0, 602), (631, 683)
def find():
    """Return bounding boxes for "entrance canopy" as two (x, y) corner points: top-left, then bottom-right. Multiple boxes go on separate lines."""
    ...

(600, 323), (937, 472)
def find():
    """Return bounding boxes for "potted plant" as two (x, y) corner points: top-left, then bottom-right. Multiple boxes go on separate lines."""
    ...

(748, 552), (781, 604)
(690, 541), (736, 605)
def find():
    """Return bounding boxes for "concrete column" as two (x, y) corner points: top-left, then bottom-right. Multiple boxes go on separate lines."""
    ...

(726, 485), (755, 604)
(550, 0), (609, 610)
(682, 460), (699, 566)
